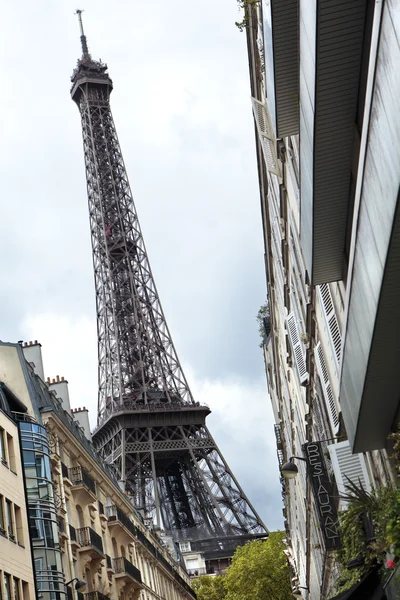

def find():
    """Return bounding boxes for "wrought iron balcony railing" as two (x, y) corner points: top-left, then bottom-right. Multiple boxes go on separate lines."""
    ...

(106, 505), (136, 537)
(113, 557), (142, 584)
(77, 527), (104, 554)
(274, 424), (283, 448)
(69, 466), (96, 495)
(85, 592), (109, 600)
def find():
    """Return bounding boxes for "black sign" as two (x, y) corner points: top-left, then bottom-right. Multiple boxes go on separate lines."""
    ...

(303, 442), (341, 550)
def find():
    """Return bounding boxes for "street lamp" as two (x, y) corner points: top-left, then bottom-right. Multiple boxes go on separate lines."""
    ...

(65, 579), (87, 592)
(281, 456), (307, 479)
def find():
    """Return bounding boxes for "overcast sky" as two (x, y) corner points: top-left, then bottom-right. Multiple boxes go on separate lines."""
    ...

(0, 0), (282, 530)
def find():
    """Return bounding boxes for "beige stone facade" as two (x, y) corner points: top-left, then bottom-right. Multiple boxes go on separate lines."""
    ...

(43, 408), (195, 600)
(0, 409), (35, 600)
(0, 341), (195, 600)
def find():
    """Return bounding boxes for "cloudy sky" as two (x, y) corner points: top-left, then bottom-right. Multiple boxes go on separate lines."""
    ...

(0, 0), (282, 530)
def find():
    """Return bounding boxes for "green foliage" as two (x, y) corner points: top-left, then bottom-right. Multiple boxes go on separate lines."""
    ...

(331, 479), (400, 596)
(235, 0), (260, 32)
(256, 301), (270, 347)
(389, 425), (400, 478)
(224, 533), (292, 600)
(191, 533), (292, 600)
(191, 575), (226, 600)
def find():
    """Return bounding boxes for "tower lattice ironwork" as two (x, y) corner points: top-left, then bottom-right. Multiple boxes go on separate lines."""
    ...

(71, 12), (267, 547)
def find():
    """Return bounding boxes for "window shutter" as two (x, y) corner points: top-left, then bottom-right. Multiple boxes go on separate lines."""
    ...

(328, 440), (372, 500)
(314, 342), (339, 431)
(318, 284), (342, 367)
(251, 98), (281, 178)
(286, 312), (308, 384)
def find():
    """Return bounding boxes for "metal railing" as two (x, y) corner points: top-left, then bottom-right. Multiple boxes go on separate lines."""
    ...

(106, 505), (136, 536)
(188, 567), (206, 576)
(69, 466), (96, 495)
(274, 424), (283, 448)
(113, 557), (142, 583)
(85, 593), (109, 600)
(77, 527), (103, 554)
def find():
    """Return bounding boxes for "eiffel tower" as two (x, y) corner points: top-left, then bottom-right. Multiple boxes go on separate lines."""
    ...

(70, 12), (267, 554)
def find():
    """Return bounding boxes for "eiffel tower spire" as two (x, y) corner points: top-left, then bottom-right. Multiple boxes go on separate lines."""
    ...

(71, 14), (267, 547)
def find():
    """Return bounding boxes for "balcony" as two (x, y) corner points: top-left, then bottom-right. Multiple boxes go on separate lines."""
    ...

(188, 567), (207, 577)
(69, 466), (96, 506)
(85, 593), (109, 600)
(76, 527), (104, 565)
(274, 424), (283, 450)
(106, 505), (136, 543)
(113, 557), (142, 593)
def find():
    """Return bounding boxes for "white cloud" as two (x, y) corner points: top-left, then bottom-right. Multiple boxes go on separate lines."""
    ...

(2, 0), (282, 530)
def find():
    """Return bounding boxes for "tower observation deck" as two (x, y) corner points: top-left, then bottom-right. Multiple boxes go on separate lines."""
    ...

(71, 12), (267, 552)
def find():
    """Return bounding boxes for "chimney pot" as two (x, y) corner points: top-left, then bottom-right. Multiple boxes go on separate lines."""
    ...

(61, 377), (64, 382)
(56, 375), (60, 382)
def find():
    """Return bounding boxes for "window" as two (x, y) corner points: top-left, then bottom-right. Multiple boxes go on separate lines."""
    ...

(5, 501), (14, 541)
(15, 506), (23, 546)
(0, 429), (7, 466)
(4, 574), (11, 600)
(7, 435), (16, 473)
(179, 541), (191, 553)
(0, 496), (5, 536)
(186, 558), (200, 569)
(13, 579), (19, 600)
(33, 559), (43, 591)
(22, 582), (29, 600)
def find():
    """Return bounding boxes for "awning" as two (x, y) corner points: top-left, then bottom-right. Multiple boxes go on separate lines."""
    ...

(330, 567), (385, 600)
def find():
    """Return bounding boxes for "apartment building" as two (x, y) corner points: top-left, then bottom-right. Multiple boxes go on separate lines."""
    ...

(0, 340), (196, 600)
(0, 390), (36, 600)
(244, 1), (399, 598)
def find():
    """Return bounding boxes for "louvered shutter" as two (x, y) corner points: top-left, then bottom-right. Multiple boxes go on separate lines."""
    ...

(251, 98), (281, 177)
(286, 312), (308, 384)
(314, 342), (339, 431)
(318, 284), (342, 368)
(328, 441), (372, 501)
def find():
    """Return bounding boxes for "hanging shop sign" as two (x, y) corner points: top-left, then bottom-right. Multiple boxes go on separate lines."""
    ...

(303, 442), (341, 550)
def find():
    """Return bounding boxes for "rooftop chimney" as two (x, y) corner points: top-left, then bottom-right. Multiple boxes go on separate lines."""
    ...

(48, 376), (71, 413)
(71, 407), (92, 441)
(22, 341), (44, 380)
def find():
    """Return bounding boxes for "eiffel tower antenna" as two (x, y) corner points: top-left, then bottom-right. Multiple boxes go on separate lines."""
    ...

(75, 9), (90, 57)
(70, 14), (267, 553)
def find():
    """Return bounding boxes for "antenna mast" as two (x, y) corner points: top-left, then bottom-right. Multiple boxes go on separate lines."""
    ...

(75, 9), (90, 57)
